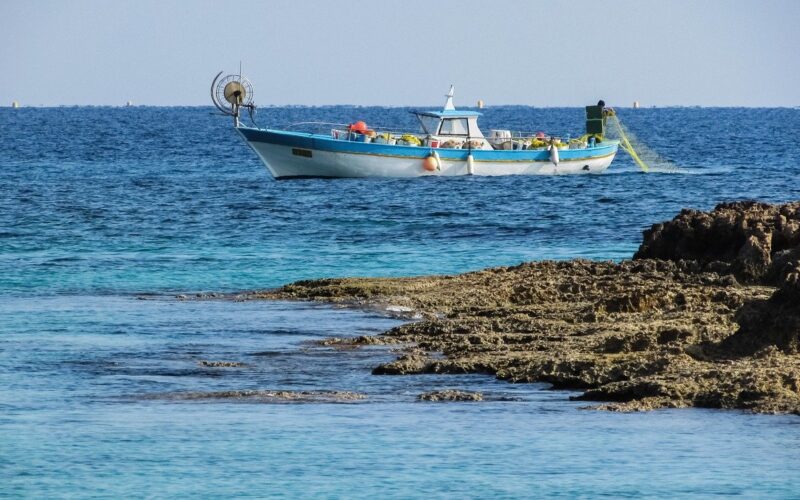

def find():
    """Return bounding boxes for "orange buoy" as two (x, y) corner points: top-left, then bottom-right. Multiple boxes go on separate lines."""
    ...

(349, 121), (368, 133)
(422, 155), (438, 172)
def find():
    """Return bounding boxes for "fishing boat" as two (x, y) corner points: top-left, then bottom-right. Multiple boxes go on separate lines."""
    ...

(211, 72), (619, 179)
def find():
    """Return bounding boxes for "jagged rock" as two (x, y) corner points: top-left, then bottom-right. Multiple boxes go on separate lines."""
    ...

(635, 201), (800, 284)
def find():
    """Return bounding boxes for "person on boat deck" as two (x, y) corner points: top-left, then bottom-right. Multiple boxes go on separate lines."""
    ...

(598, 99), (615, 117)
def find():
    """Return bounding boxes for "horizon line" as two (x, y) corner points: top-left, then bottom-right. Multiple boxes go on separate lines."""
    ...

(3, 103), (800, 109)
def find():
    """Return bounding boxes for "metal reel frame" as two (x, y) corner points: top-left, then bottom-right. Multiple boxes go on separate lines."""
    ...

(210, 71), (255, 116)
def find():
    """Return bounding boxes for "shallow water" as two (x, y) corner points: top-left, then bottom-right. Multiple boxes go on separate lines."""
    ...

(1, 106), (800, 497)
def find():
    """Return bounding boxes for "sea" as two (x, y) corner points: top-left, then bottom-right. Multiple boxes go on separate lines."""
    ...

(1, 106), (799, 498)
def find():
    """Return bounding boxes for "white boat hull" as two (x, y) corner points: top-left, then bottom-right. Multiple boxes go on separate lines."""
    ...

(247, 141), (614, 178)
(237, 127), (618, 179)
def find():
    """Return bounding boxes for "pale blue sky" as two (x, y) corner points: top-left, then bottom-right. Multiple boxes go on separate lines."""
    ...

(3, 0), (799, 107)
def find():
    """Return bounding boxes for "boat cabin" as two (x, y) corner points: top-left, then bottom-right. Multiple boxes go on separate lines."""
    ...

(412, 86), (492, 150)
(330, 86), (495, 149)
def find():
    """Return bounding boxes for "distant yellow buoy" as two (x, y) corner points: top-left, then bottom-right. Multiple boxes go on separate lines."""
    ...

(12, 101), (19, 108)
(633, 101), (640, 109)
(477, 99), (484, 109)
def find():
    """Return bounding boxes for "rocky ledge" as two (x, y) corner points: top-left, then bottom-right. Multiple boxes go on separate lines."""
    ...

(244, 201), (800, 415)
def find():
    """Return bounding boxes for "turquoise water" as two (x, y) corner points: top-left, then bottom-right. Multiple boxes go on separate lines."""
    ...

(2, 106), (800, 497)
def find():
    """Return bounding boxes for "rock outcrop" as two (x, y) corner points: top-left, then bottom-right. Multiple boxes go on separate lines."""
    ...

(633, 201), (800, 357)
(240, 201), (800, 415)
(634, 201), (800, 285)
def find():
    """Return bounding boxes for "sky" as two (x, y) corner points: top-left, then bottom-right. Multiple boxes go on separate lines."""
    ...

(2, 0), (799, 107)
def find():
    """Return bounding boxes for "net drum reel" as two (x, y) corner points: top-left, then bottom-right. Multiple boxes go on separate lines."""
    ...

(210, 71), (256, 127)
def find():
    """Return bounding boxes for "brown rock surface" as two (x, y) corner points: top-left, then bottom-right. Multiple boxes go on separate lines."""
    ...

(721, 271), (800, 356)
(237, 202), (800, 415)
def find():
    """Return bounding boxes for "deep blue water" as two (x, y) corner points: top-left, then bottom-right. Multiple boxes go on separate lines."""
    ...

(1, 106), (800, 497)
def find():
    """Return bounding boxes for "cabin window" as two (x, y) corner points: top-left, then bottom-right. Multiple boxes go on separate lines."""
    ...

(417, 115), (441, 135)
(439, 118), (468, 135)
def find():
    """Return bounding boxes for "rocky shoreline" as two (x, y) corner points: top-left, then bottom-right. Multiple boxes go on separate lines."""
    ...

(240, 201), (800, 414)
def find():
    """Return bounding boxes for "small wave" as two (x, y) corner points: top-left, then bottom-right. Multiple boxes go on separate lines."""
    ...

(110, 368), (227, 378)
(47, 256), (83, 263)
(629, 165), (735, 176)
(663, 165), (734, 175)
(249, 350), (285, 357)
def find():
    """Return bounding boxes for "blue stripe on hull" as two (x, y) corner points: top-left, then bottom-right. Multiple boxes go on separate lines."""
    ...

(237, 127), (618, 163)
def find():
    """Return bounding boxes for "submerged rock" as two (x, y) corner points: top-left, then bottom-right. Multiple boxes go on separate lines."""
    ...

(418, 390), (483, 402)
(138, 390), (366, 403)
(197, 360), (248, 368)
